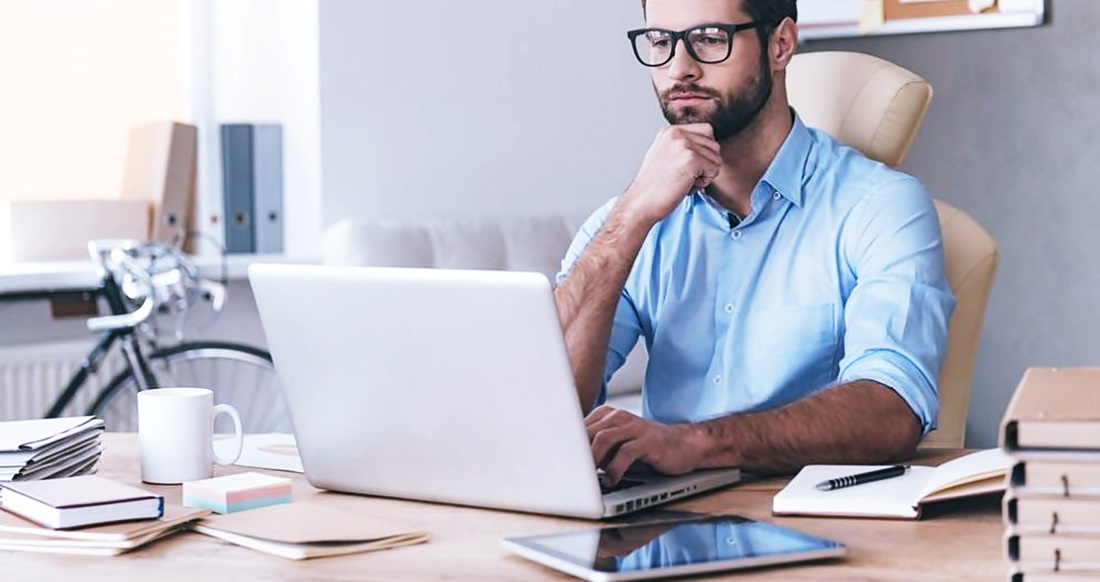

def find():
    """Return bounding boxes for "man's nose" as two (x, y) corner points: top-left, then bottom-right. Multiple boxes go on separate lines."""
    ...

(667, 39), (701, 83)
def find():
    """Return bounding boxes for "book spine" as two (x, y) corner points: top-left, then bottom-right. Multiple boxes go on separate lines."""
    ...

(1009, 461), (1100, 497)
(1004, 494), (1100, 535)
(1006, 531), (1100, 571)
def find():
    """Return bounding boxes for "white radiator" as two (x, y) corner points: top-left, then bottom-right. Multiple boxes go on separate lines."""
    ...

(0, 340), (125, 422)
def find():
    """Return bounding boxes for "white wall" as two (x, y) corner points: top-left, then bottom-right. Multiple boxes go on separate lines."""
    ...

(193, 0), (323, 258)
(316, 0), (664, 225)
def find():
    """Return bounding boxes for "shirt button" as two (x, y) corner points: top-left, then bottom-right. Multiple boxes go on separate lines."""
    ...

(724, 304), (734, 314)
(730, 230), (742, 240)
(713, 375), (722, 385)
(773, 192), (782, 201)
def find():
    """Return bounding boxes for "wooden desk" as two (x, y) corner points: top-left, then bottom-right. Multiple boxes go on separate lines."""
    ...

(5, 436), (1007, 581)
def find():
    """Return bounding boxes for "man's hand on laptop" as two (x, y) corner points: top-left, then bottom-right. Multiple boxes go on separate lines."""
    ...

(586, 406), (703, 486)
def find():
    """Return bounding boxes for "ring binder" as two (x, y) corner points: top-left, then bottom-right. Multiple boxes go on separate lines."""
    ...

(220, 124), (256, 254)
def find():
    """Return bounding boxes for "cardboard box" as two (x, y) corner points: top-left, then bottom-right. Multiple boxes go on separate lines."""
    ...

(0, 199), (150, 262)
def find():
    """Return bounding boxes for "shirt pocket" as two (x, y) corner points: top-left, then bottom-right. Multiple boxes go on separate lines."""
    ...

(737, 303), (839, 402)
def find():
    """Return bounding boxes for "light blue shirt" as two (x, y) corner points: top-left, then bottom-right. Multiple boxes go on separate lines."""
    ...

(556, 113), (954, 434)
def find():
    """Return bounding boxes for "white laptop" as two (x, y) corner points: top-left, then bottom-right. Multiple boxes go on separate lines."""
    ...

(248, 264), (741, 519)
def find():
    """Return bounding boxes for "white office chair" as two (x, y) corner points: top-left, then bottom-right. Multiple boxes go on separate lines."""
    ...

(787, 51), (999, 448)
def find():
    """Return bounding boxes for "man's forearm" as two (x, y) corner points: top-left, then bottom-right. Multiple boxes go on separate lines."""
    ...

(554, 202), (652, 411)
(689, 381), (923, 475)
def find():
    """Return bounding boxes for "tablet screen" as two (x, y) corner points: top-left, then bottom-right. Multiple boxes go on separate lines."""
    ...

(506, 514), (844, 577)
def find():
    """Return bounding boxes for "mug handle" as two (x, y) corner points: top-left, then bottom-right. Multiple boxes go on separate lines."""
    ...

(212, 403), (244, 466)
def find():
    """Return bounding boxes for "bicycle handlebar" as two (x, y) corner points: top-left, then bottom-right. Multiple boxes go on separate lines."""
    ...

(86, 295), (155, 332)
(83, 240), (227, 332)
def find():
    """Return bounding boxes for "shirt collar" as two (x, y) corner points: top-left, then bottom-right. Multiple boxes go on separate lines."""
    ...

(688, 110), (813, 213)
(760, 110), (812, 207)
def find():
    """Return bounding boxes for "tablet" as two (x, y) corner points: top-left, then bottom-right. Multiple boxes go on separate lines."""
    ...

(502, 514), (846, 581)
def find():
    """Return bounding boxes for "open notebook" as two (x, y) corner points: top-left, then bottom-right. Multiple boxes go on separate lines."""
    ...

(772, 449), (1011, 519)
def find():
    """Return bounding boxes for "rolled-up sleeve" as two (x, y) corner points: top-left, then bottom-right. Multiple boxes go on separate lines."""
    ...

(837, 177), (955, 434)
(556, 197), (644, 410)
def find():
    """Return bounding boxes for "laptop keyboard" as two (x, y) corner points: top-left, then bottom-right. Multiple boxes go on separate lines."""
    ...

(599, 477), (644, 495)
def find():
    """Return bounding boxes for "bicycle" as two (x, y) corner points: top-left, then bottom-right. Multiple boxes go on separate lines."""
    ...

(43, 240), (290, 433)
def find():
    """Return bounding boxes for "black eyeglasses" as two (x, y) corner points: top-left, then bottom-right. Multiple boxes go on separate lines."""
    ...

(626, 21), (770, 68)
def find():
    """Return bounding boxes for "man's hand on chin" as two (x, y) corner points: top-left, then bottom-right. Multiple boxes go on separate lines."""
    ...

(585, 405), (706, 486)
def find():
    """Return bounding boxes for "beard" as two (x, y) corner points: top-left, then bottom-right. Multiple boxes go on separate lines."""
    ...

(657, 52), (773, 141)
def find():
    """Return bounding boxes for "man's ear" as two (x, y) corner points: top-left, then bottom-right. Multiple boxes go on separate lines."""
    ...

(771, 17), (799, 71)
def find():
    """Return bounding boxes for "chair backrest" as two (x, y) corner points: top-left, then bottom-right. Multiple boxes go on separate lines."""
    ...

(788, 51), (999, 447)
(786, 51), (932, 167)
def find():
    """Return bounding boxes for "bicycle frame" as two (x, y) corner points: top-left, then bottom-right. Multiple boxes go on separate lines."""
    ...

(44, 275), (158, 418)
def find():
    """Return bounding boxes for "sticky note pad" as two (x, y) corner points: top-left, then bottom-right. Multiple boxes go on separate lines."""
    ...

(182, 472), (293, 514)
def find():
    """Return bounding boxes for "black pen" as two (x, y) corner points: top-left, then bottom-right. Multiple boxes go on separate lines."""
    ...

(815, 465), (910, 491)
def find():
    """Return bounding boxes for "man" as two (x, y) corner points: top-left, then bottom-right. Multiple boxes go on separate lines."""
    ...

(553, 0), (955, 486)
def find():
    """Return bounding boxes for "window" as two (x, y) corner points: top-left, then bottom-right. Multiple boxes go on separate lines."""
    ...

(0, 0), (188, 201)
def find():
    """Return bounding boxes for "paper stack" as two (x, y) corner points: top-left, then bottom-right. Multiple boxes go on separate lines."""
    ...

(0, 504), (208, 556)
(1001, 368), (1100, 581)
(183, 472), (293, 514)
(1, 417), (105, 481)
(190, 502), (430, 560)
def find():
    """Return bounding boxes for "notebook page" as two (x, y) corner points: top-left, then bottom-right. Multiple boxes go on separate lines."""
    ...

(917, 449), (1010, 501)
(772, 465), (935, 519)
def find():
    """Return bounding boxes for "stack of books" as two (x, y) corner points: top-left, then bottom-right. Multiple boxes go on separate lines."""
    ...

(1001, 367), (1100, 581)
(1, 416), (105, 481)
(0, 475), (207, 555)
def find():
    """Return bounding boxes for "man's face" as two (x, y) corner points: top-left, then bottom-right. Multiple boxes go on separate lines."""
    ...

(644, 0), (773, 141)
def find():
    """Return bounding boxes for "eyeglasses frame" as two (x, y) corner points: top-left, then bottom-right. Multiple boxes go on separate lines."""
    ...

(626, 21), (773, 68)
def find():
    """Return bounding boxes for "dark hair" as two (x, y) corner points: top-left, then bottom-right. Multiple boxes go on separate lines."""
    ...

(640, 0), (798, 45)
(742, 0), (798, 27)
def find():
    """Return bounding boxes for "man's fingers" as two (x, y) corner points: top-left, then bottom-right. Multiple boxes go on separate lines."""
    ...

(584, 405), (616, 429)
(683, 143), (721, 171)
(676, 123), (716, 140)
(602, 440), (647, 485)
(689, 160), (721, 190)
(672, 129), (720, 159)
(590, 423), (638, 468)
(691, 169), (720, 190)
(666, 129), (720, 180)
(661, 132), (720, 189)
(676, 128), (719, 150)
(586, 407), (637, 441)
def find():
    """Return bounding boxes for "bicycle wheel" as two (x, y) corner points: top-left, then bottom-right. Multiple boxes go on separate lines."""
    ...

(87, 341), (290, 433)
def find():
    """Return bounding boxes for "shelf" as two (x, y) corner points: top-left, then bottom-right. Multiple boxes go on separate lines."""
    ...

(0, 254), (317, 298)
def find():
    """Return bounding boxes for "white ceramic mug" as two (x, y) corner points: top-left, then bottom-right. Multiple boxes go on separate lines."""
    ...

(138, 387), (244, 484)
